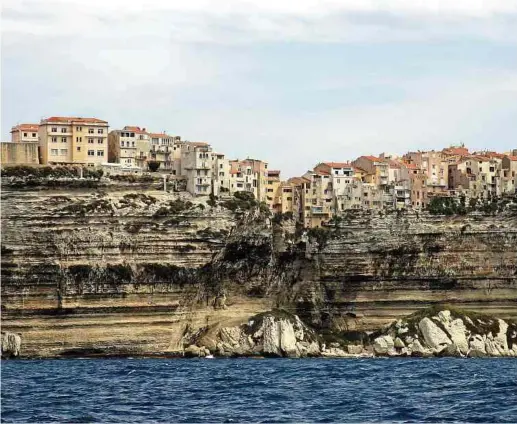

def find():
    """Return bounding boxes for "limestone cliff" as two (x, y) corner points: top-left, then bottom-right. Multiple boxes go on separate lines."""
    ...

(1, 182), (516, 358)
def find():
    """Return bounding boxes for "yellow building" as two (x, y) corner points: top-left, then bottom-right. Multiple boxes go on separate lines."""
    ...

(39, 116), (108, 166)
(276, 182), (295, 214)
(229, 159), (269, 202)
(10, 124), (39, 143)
(299, 169), (333, 228)
(266, 170), (281, 210)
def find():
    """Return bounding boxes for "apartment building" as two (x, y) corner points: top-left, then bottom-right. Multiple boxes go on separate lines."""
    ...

(181, 142), (213, 196)
(299, 169), (334, 228)
(212, 152), (231, 196)
(149, 133), (179, 171)
(39, 117), (108, 166)
(352, 156), (389, 187)
(229, 159), (268, 202)
(108, 126), (149, 167)
(404, 150), (448, 187)
(501, 155), (517, 194)
(313, 162), (356, 197)
(335, 179), (363, 211)
(10, 124), (39, 143)
(275, 182), (295, 214)
(287, 177), (308, 221)
(448, 155), (501, 200)
(266, 170), (281, 210)
(404, 163), (428, 208)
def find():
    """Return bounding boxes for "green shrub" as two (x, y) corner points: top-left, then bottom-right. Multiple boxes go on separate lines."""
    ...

(148, 161), (160, 172)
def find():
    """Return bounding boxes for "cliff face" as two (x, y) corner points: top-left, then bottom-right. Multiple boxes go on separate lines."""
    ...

(1, 184), (516, 358)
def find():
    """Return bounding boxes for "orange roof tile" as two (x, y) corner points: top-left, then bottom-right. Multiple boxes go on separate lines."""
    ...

(149, 133), (172, 138)
(362, 155), (382, 162)
(506, 155), (517, 161)
(122, 126), (148, 134)
(322, 162), (353, 168)
(442, 147), (469, 156)
(483, 151), (505, 159)
(11, 124), (39, 132)
(43, 116), (108, 124)
(313, 170), (330, 176)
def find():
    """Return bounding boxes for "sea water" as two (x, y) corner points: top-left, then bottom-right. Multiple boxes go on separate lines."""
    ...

(2, 358), (516, 423)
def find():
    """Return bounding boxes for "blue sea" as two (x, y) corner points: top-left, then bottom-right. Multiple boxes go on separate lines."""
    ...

(2, 358), (517, 423)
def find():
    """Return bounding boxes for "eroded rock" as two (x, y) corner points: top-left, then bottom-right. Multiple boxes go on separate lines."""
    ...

(1, 332), (21, 359)
(419, 317), (451, 351)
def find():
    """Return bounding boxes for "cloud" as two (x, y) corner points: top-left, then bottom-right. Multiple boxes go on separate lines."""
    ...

(2, 0), (516, 177)
(3, 0), (517, 43)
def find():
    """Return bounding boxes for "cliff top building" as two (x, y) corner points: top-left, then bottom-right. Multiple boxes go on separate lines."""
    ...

(39, 116), (109, 166)
(10, 124), (40, 143)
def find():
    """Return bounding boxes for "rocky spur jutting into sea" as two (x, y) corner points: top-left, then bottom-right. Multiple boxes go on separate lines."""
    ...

(1, 176), (517, 359)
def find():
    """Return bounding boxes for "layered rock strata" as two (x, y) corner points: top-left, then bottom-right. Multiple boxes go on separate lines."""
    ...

(1, 182), (517, 358)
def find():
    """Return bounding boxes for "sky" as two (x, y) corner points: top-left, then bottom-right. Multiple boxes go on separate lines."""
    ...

(2, 0), (517, 177)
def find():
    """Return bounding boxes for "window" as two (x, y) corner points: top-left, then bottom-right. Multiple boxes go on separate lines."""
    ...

(51, 149), (58, 155)
(131, 141), (135, 147)
(88, 128), (94, 134)
(98, 138), (104, 144)
(88, 138), (94, 144)
(121, 141), (125, 147)
(61, 137), (67, 143)
(61, 128), (67, 133)
(88, 150), (95, 156)
(32, 133), (36, 137)
(51, 127), (57, 133)
(197, 178), (203, 184)
(23, 132), (28, 137)
(77, 147), (81, 152)
(51, 137), (57, 143)
(97, 129), (103, 134)
(60, 149), (68, 155)
(97, 150), (104, 157)
(237, 183), (243, 188)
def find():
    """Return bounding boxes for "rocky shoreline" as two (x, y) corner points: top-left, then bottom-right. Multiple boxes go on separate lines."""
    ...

(3, 307), (516, 359)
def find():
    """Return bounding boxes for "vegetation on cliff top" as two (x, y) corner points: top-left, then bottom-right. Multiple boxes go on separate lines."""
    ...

(427, 193), (517, 216)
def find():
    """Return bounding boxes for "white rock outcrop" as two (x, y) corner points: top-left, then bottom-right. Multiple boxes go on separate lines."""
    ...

(373, 335), (394, 355)
(419, 317), (451, 351)
(1, 332), (21, 358)
(437, 310), (469, 354)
